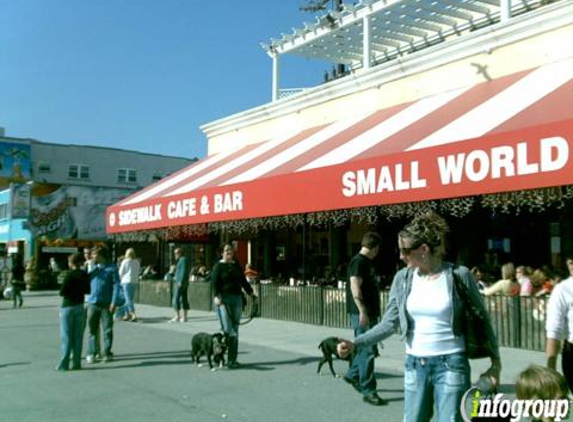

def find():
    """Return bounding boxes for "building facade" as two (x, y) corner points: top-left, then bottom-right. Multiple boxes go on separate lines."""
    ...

(108, 1), (573, 282)
(0, 135), (195, 288)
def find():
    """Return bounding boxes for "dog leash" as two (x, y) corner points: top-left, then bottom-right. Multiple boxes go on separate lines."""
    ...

(222, 295), (259, 326)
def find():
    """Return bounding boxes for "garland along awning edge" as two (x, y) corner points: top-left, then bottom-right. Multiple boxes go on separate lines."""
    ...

(108, 185), (573, 242)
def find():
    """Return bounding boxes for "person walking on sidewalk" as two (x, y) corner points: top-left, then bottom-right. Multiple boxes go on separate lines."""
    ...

(56, 253), (90, 371)
(170, 248), (190, 323)
(10, 254), (25, 308)
(338, 212), (501, 422)
(546, 255), (573, 392)
(85, 244), (121, 364)
(343, 232), (387, 406)
(211, 243), (256, 369)
(118, 248), (141, 322)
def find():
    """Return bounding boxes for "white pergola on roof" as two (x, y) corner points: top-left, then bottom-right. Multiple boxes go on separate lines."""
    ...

(262, 0), (548, 81)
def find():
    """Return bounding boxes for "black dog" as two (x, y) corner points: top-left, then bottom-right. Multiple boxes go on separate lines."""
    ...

(317, 337), (354, 378)
(190, 332), (229, 370)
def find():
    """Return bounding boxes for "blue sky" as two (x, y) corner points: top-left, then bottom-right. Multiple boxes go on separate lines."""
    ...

(0, 0), (331, 159)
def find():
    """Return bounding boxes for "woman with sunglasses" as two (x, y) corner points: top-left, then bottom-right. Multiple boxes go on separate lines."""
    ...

(338, 211), (501, 422)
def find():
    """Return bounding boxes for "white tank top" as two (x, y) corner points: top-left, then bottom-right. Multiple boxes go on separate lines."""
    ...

(406, 270), (465, 357)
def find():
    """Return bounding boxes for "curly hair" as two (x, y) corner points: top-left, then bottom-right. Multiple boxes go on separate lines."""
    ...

(399, 211), (449, 254)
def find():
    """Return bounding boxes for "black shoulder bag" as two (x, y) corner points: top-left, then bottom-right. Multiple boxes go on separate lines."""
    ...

(452, 270), (496, 360)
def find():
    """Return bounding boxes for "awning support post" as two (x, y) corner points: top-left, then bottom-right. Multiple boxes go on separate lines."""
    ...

(302, 214), (307, 283)
(363, 15), (372, 70)
(500, 0), (511, 22)
(272, 52), (280, 102)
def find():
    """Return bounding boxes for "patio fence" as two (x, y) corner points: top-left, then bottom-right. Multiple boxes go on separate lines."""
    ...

(136, 280), (547, 352)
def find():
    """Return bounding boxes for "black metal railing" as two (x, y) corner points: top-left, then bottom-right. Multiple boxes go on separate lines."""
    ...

(136, 280), (549, 352)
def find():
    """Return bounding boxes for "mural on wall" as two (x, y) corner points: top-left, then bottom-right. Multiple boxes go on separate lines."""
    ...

(31, 186), (132, 240)
(0, 142), (31, 187)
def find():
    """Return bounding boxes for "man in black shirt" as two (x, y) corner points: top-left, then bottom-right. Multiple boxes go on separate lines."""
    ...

(344, 232), (387, 406)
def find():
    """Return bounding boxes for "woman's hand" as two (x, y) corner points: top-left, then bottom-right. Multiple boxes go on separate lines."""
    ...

(213, 296), (222, 306)
(481, 358), (502, 388)
(337, 339), (355, 358)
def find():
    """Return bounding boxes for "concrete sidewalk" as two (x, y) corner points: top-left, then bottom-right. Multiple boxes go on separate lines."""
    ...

(136, 295), (549, 389)
(0, 291), (550, 422)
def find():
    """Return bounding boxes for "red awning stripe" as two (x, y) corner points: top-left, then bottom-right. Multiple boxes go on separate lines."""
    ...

(492, 77), (573, 135)
(297, 85), (473, 172)
(262, 103), (412, 178)
(409, 58), (573, 151)
(187, 125), (327, 191)
(222, 112), (375, 186)
(355, 69), (530, 159)
(120, 143), (252, 205)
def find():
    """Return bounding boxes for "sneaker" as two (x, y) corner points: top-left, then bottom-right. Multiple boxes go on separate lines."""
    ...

(343, 376), (362, 393)
(86, 355), (97, 364)
(169, 316), (180, 323)
(362, 393), (388, 406)
(103, 354), (113, 363)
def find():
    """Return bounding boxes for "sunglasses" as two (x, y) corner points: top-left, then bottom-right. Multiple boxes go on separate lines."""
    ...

(399, 242), (423, 255)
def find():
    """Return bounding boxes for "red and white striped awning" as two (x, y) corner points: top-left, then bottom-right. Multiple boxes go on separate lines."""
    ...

(107, 58), (573, 234)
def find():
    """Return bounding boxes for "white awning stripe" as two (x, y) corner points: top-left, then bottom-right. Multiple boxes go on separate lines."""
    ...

(223, 113), (372, 185)
(167, 129), (303, 196)
(408, 58), (573, 151)
(298, 86), (472, 172)
(121, 145), (244, 205)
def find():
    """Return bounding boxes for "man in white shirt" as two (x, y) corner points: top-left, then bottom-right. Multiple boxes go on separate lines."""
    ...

(546, 256), (573, 392)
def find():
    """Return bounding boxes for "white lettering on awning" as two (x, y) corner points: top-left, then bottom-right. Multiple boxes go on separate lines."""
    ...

(118, 204), (162, 226)
(438, 137), (569, 185)
(342, 161), (427, 197)
(167, 198), (197, 219)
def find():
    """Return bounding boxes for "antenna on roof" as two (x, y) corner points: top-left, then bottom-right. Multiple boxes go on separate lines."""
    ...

(300, 0), (345, 13)
(299, 0), (346, 79)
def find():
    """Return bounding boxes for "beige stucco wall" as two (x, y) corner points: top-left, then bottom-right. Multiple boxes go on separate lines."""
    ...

(202, 3), (573, 156)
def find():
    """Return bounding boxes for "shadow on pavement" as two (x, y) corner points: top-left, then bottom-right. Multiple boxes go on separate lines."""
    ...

(0, 304), (57, 310)
(0, 361), (32, 369)
(136, 316), (220, 324)
(85, 359), (188, 370)
(113, 350), (190, 361)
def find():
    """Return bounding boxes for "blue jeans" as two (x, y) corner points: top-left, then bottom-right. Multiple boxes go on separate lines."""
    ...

(86, 303), (114, 358)
(57, 304), (85, 370)
(172, 283), (189, 311)
(122, 283), (137, 314)
(346, 314), (377, 396)
(404, 352), (470, 422)
(215, 294), (242, 337)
